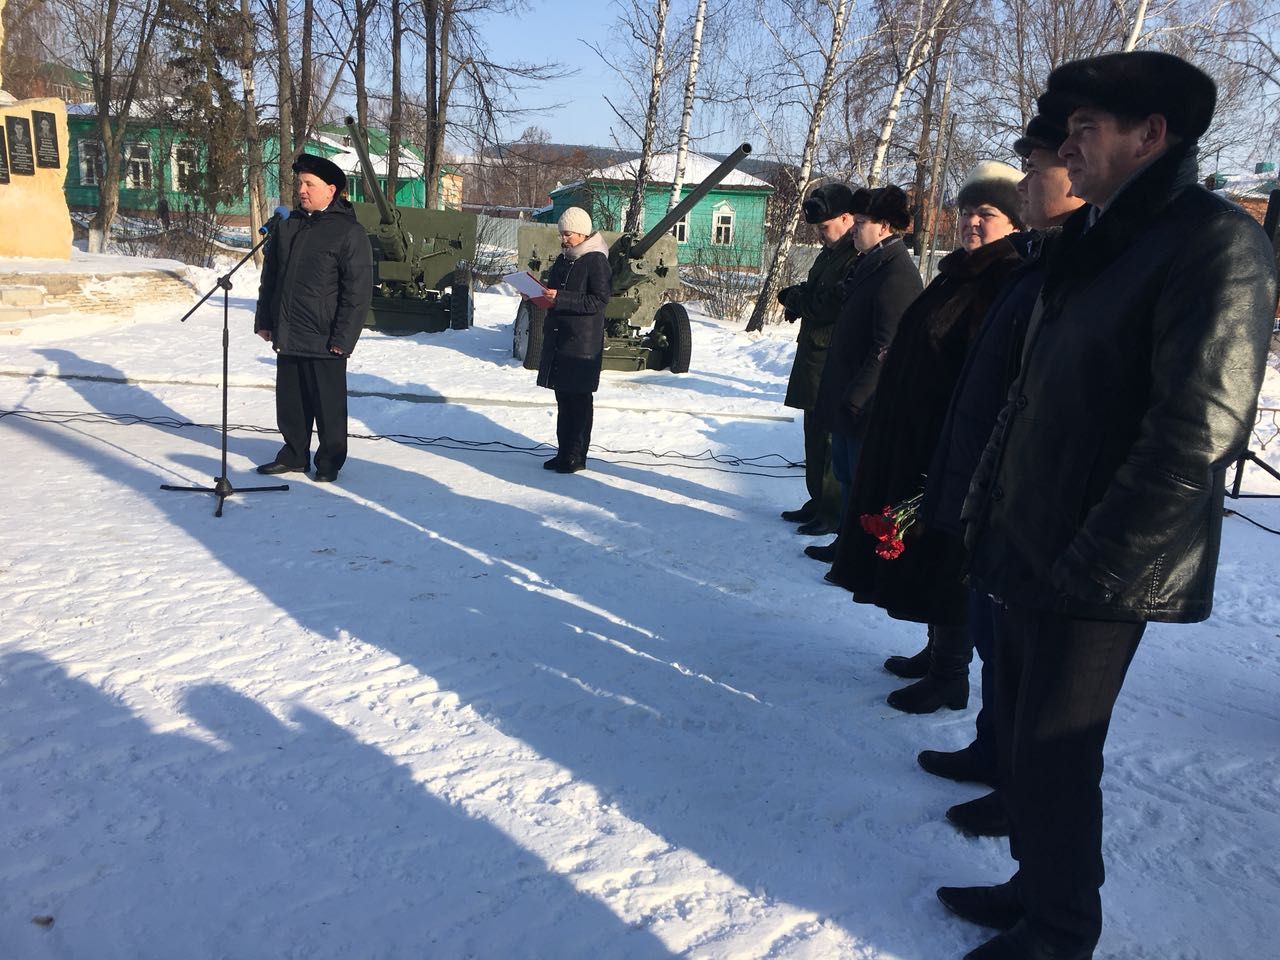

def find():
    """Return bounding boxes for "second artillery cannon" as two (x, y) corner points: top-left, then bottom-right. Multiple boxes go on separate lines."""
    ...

(511, 142), (753, 373)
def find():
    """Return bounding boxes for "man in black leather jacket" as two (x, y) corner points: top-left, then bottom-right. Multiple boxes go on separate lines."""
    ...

(254, 154), (373, 483)
(947, 53), (1277, 960)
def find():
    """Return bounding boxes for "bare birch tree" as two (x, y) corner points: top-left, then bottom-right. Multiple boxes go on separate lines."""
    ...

(743, 0), (856, 332)
(866, 0), (962, 185)
(668, 0), (707, 208)
(621, 0), (670, 232)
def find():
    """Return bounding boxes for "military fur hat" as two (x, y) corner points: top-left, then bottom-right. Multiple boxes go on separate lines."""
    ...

(956, 160), (1026, 230)
(1036, 51), (1216, 140)
(292, 153), (348, 193)
(802, 183), (857, 224)
(1013, 114), (1069, 159)
(864, 185), (911, 230)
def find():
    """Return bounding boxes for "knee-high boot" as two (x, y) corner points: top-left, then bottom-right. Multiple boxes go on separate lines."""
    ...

(887, 623), (971, 713)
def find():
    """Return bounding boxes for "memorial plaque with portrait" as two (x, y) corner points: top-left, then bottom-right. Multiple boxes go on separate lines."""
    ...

(0, 127), (10, 184)
(33, 111), (61, 168)
(5, 116), (35, 176)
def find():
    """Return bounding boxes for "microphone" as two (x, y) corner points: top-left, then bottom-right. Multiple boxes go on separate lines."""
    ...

(258, 205), (291, 235)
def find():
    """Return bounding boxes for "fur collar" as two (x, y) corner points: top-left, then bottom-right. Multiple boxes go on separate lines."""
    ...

(561, 232), (610, 261)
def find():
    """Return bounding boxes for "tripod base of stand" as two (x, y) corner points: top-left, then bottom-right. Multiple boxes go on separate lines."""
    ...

(1229, 448), (1280, 500)
(162, 476), (290, 517)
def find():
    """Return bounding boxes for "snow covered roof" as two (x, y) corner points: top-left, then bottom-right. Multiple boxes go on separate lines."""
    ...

(312, 132), (425, 180)
(589, 151), (770, 190)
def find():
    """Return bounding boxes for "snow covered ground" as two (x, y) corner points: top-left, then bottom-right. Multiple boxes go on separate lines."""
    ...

(1, 258), (1278, 960)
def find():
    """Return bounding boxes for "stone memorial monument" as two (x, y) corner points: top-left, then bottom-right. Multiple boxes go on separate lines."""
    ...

(0, 4), (74, 260)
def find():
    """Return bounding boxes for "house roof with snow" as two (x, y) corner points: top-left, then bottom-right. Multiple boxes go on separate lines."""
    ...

(573, 151), (771, 191)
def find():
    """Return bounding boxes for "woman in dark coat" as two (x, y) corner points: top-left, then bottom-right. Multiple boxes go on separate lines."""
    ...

(534, 206), (613, 473)
(826, 162), (1026, 713)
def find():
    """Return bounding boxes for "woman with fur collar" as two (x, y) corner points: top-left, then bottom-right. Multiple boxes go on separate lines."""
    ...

(534, 206), (613, 473)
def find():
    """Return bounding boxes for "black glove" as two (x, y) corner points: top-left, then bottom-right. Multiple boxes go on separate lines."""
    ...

(776, 285), (797, 308)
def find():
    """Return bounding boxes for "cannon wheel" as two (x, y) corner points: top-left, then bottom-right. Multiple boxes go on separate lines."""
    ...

(647, 302), (692, 373)
(448, 276), (473, 330)
(513, 300), (546, 370)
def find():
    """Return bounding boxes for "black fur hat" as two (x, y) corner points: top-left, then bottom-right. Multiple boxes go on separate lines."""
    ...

(864, 185), (911, 230)
(802, 183), (857, 224)
(1013, 114), (1069, 159)
(1037, 51), (1216, 140)
(292, 152), (348, 193)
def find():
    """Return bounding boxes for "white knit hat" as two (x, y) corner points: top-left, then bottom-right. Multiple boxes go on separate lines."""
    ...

(557, 206), (593, 235)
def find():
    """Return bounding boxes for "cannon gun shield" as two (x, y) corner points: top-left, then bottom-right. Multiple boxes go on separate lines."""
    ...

(343, 115), (477, 334)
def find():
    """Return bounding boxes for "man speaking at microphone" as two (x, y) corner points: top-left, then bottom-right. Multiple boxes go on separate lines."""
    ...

(254, 153), (373, 483)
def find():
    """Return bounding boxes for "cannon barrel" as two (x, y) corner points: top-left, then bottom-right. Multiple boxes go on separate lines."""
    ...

(629, 142), (752, 259)
(343, 115), (395, 225)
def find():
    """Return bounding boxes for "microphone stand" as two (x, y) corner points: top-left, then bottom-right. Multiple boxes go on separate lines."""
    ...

(162, 222), (290, 517)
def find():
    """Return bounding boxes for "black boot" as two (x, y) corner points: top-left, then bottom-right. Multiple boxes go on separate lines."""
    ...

(937, 876), (1023, 931)
(884, 642), (931, 679)
(543, 455), (563, 470)
(781, 503), (816, 523)
(947, 790), (1011, 837)
(918, 744), (998, 787)
(887, 623), (970, 714)
(804, 538), (839, 562)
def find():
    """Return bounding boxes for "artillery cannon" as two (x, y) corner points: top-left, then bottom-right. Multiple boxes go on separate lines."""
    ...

(343, 115), (475, 333)
(512, 142), (752, 373)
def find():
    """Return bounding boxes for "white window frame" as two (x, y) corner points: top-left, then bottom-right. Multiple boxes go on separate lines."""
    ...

(126, 142), (154, 190)
(78, 139), (104, 186)
(671, 213), (688, 243)
(172, 143), (199, 193)
(712, 203), (735, 245)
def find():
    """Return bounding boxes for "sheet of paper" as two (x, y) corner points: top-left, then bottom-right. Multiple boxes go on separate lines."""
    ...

(502, 271), (549, 299)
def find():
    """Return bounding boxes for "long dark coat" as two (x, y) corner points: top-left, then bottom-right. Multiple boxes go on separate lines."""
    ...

(921, 231), (1045, 537)
(781, 231), (860, 410)
(827, 237), (1022, 626)
(964, 145), (1277, 623)
(536, 233), (612, 394)
(813, 236), (923, 438)
(254, 200), (373, 357)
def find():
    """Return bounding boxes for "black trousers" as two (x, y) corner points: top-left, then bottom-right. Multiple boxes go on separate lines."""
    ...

(802, 410), (841, 526)
(554, 389), (593, 462)
(993, 604), (1145, 949)
(275, 354), (349, 474)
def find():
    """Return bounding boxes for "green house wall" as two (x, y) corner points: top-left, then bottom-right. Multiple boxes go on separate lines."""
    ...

(62, 116), (430, 218)
(538, 180), (771, 270)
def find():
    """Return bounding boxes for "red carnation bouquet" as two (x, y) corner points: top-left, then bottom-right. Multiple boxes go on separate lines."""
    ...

(860, 490), (923, 560)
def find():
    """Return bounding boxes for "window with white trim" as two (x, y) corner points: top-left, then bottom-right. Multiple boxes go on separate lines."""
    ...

(78, 140), (105, 186)
(671, 213), (688, 243)
(173, 144), (199, 192)
(126, 142), (153, 190)
(712, 204), (735, 245)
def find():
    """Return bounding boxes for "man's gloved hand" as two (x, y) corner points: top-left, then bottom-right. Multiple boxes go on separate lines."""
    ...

(776, 284), (797, 307)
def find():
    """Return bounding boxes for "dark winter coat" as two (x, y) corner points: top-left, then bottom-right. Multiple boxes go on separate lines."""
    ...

(963, 144), (1277, 623)
(826, 237), (1023, 626)
(254, 200), (373, 358)
(536, 233), (612, 394)
(921, 231), (1047, 536)
(781, 231), (861, 410)
(814, 236), (923, 438)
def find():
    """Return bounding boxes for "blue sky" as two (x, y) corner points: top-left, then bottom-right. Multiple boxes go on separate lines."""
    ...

(473, 0), (628, 147)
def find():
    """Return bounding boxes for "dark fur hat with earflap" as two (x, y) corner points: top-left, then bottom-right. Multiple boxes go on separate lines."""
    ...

(802, 183), (857, 224)
(864, 185), (911, 230)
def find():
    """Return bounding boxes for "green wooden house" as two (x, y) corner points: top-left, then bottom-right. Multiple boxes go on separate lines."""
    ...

(61, 107), (446, 228)
(535, 151), (773, 270)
